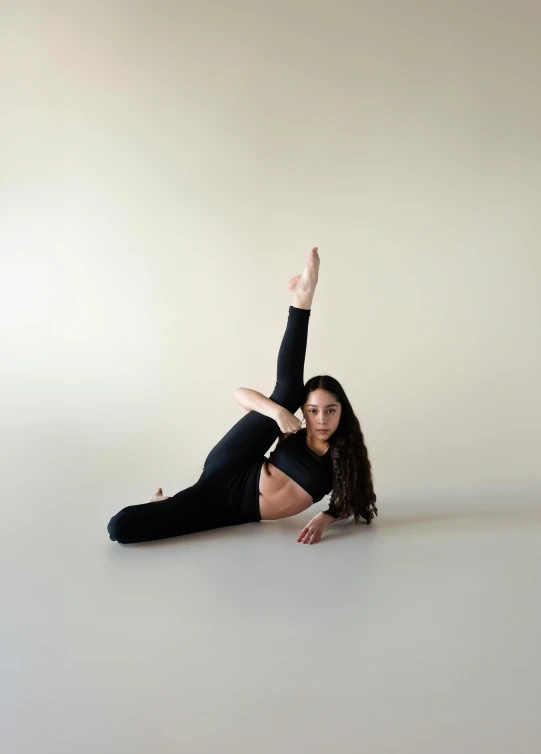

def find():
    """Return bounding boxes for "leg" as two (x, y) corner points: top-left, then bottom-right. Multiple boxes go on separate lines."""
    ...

(108, 476), (244, 544)
(199, 305), (311, 481)
(200, 248), (320, 480)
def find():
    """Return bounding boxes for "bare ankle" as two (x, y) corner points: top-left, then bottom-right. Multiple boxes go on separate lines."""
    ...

(293, 295), (312, 310)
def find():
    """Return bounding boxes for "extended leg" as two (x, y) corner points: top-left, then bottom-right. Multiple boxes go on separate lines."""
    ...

(200, 248), (320, 479)
(200, 305), (312, 480)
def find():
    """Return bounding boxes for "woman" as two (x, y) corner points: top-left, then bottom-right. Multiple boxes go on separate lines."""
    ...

(107, 247), (377, 546)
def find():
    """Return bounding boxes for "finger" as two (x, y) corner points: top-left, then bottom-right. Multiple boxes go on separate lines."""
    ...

(297, 527), (308, 542)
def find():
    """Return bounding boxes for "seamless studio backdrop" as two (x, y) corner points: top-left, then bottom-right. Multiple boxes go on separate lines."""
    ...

(1, 2), (541, 754)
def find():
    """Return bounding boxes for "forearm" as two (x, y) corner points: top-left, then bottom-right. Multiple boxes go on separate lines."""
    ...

(233, 387), (281, 421)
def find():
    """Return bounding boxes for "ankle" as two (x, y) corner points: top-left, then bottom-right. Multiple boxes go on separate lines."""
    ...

(293, 295), (312, 310)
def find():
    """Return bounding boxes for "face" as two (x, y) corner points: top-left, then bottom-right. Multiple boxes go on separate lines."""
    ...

(302, 388), (342, 440)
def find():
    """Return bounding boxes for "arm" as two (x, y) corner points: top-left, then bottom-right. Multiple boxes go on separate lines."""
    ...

(318, 511), (349, 524)
(233, 387), (282, 421)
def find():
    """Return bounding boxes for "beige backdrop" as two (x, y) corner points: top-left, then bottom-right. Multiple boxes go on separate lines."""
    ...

(2, 1), (540, 512)
(2, 2), (541, 753)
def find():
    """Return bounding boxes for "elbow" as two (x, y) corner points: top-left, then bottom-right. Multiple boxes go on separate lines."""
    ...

(233, 387), (249, 412)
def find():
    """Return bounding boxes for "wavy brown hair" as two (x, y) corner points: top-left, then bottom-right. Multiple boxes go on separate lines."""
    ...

(302, 375), (378, 525)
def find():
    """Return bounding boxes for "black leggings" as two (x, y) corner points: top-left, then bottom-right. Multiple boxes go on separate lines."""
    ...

(107, 305), (311, 544)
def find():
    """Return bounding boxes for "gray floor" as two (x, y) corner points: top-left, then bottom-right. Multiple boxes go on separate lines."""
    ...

(5, 491), (541, 754)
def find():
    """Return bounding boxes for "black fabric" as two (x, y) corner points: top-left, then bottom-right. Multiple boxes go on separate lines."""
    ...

(107, 306), (313, 544)
(267, 427), (333, 504)
(107, 459), (264, 544)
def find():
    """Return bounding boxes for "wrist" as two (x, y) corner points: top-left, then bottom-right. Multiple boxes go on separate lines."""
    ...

(320, 512), (337, 522)
(317, 512), (333, 522)
(271, 403), (285, 421)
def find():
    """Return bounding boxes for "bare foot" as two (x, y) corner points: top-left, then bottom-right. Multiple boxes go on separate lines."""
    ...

(287, 247), (320, 301)
(147, 487), (171, 503)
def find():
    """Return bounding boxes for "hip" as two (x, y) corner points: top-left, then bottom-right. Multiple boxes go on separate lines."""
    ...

(206, 456), (264, 523)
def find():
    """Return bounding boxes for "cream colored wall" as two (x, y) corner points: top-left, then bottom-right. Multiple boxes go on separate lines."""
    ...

(2, 1), (540, 522)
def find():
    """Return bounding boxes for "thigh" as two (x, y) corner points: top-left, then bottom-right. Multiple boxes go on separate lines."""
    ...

(107, 477), (238, 544)
(201, 381), (304, 480)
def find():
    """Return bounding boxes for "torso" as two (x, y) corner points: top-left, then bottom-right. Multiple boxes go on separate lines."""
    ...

(258, 434), (329, 521)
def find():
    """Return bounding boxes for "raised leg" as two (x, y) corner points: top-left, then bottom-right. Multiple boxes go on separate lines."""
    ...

(200, 305), (312, 481)
(200, 248), (320, 480)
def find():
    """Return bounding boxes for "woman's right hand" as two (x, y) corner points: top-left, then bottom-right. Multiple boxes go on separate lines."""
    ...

(274, 407), (302, 437)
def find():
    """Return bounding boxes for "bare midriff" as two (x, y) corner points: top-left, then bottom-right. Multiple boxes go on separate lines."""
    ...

(258, 460), (314, 520)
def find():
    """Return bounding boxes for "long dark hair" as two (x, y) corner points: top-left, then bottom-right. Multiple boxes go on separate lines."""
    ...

(302, 375), (378, 525)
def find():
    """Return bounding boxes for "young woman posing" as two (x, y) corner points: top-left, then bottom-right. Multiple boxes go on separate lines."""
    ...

(107, 247), (377, 546)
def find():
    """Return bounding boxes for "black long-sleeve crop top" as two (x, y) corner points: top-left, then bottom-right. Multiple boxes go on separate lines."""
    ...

(266, 428), (333, 504)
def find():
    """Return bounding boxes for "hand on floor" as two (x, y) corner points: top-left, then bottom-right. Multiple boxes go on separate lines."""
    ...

(297, 515), (327, 544)
(147, 487), (171, 503)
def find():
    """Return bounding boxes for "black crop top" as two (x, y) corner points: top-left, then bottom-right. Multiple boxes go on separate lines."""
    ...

(266, 428), (333, 504)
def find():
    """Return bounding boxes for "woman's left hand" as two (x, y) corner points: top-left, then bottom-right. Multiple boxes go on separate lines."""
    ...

(297, 515), (327, 544)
